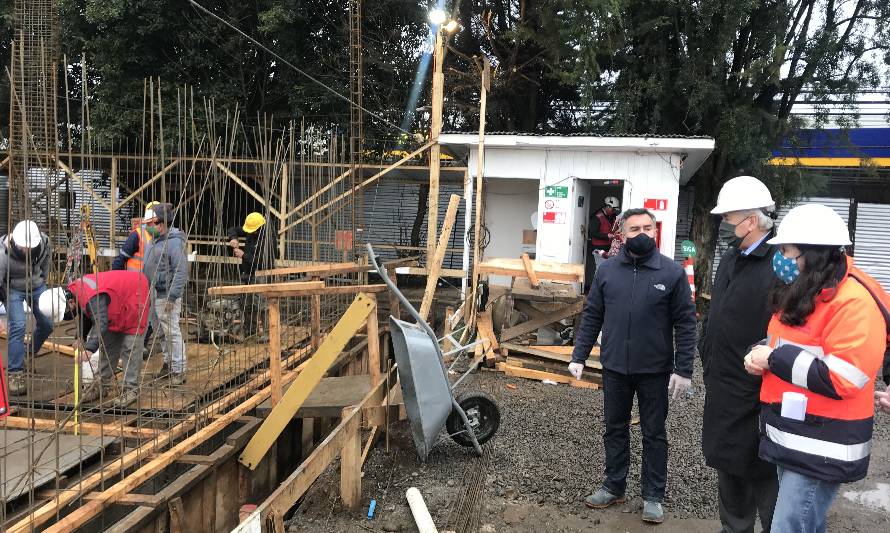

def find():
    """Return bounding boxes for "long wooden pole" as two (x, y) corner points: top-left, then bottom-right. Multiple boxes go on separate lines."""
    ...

(419, 194), (461, 322)
(427, 31), (444, 262)
(467, 58), (489, 330)
(268, 298), (282, 406)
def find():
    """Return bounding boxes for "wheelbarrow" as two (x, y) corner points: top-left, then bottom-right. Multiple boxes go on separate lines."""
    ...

(367, 244), (501, 461)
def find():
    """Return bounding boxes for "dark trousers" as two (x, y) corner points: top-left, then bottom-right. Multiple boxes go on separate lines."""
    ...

(602, 369), (669, 502)
(717, 469), (779, 533)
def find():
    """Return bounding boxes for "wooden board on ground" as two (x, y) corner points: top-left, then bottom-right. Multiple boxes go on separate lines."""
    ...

(505, 356), (601, 384)
(478, 258), (584, 283)
(510, 278), (581, 304)
(255, 375), (371, 419)
(500, 300), (584, 342)
(501, 343), (600, 365)
(496, 362), (599, 389)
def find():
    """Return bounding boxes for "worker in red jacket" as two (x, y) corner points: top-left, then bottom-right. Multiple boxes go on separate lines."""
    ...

(585, 196), (620, 288)
(744, 204), (885, 533)
(39, 270), (152, 408)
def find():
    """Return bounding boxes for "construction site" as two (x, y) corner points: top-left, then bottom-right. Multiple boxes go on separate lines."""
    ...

(3, 0), (890, 532)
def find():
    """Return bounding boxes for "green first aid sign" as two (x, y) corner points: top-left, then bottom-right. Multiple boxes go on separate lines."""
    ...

(544, 185), (568, 199)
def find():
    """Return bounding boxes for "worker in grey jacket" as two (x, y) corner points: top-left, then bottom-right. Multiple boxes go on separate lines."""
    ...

(141, 203), (189, 384)
(0, 220), (54, 395)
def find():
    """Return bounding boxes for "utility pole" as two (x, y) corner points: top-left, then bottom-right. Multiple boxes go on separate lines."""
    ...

(427, 30), (445, 262)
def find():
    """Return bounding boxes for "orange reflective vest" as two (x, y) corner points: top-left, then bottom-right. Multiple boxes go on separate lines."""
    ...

(125, 225), (153, 272)
(760, 257), (885, 483)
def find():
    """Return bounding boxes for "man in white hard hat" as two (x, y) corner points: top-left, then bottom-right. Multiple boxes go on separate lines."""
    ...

(39, 269), (151, 408)
(586, 196), (621, 288)
(700, 176), (779, 533)
(0, 220), (54, 395)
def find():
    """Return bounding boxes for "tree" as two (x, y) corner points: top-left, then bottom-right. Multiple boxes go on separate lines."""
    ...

(603, 0), (890, 301)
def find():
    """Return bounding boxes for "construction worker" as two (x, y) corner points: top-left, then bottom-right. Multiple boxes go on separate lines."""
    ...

(112, 201), (160, 271)
(0, 220), (54, 395)
(569, 208), (696, 525)
(700, 176), (780, 532)
(38, 270), (151, 408)
(113, 201), (160, 355)
(227, 212), (275, 336)
(586, 197), (620, 288)
(744, 204), (885, 533)
(142, 203), (189, 384)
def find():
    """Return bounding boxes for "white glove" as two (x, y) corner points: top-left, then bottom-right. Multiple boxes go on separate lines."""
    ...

(568, 362), (584, 380)
(668, 373), (692, 400)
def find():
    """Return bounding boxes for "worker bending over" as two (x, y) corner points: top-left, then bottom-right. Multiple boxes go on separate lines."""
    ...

(39, 270), (151, 408)
(227, 211), (275, 337)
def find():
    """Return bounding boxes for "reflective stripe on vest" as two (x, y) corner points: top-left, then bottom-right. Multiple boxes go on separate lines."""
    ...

(764, 423), (871, 462)
(126, 227), (151, 271)
(775, 337), (871, 391)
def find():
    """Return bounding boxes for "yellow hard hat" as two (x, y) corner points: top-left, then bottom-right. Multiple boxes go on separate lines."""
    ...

(243, 212), (266, 233)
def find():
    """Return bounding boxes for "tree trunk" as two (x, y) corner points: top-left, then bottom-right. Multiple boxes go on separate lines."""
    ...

(411, 183), (430, 251)
(690, 150), (730, 314)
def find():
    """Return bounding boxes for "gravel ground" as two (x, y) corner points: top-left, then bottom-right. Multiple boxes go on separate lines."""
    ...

(283, 360), (890, 532)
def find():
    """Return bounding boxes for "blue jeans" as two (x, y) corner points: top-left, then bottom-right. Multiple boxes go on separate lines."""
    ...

(6, 285), (54, 373)
(771, 467), (839, 533)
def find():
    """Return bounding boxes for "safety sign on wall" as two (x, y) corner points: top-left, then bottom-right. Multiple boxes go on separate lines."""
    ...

(542, 211), (566, 224)
(644, 198), (669, 211)
(544, 186), (569, 199)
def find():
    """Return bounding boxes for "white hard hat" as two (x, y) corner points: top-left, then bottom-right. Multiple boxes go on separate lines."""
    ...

(604, 196), (620, 209)
(143, 208), (155, 220)
(768, 204), (851, 247)
(11, 220), (41, 249)
(38, 288), (70, 324)
(711, 176), (775, 214)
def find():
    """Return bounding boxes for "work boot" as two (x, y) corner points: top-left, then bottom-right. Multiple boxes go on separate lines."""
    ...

(642, 501), (664, 524)
(169, 373), (187, 386)
(80, 381), (114, 403)
(153, 363), (171, 380)
(584, 488), (625, 509)
(113, 387), (140, 408)
(8, 372), (27, 396)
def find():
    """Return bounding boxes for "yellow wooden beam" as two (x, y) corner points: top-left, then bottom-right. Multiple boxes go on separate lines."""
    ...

(238, 294), (376, 470)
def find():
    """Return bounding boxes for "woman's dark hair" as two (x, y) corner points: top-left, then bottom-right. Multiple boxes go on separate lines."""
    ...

(768, 245), (848, 327)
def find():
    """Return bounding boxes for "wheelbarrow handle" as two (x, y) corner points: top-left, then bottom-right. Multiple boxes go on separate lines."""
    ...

(365, 244), (441, 348)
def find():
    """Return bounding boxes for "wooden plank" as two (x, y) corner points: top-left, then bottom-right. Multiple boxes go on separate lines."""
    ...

(513, 300), (546, 321)
(169, 497), (185, 533)
(475, 311), (499, 351)
(256, 375), (372, 419)
(116, 159), (180, 210)
(510, 278), (581, 304)
(281, 168), (352, 221)
(238, 294), (376, 470)
(521, 253), (540, 288)
(0, 334), (77, 356)
(501, 343), (599, 366)
(443, 307), (455, 353)
(206, 280), (323, 296)
(388, 270), (401, 320)
(505, 356), (601, 382)
(367, 295), (381, 385)
(56, 159), (112, 212)
(500, 301), (584, 342)
(268, 298), (282, 407)
(2, 416), (157, 439)
(393, 266), (466, 278)
(478, 258), (584, 283)
(258, 366), (396, 521)
(255, 262), (361, 279)
(496, 362), (599, 389)
(360, 426), (382, 467)
(83, 492), (158, 506)
(419, 194), (461, 321)
(428, 31), (445, 262)
(340, 407), (362, 510)
(311, 294), (321, 350)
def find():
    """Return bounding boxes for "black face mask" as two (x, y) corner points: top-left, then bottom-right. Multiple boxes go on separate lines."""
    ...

(718, 220), (745, 248)
(625, 233), (656, 256)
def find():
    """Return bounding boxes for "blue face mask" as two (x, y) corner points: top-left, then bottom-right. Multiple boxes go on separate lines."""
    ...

(772, 250), (801, 284)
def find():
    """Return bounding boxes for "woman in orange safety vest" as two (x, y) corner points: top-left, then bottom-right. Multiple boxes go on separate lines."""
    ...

(744, 203), (885, 533)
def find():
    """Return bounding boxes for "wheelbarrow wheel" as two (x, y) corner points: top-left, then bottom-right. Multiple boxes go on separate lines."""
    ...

(447, 391), (500, 447)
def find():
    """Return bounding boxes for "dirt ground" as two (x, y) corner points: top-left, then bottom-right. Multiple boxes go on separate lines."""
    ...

(285, 362), (890, 532)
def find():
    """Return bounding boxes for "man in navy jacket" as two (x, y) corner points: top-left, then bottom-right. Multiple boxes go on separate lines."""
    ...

(569, 208), (696, 524)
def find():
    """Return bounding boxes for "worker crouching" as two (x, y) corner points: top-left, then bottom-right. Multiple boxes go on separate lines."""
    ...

(40, 270), (151, 408)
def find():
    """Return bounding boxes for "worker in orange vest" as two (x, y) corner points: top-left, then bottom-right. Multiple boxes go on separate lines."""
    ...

(744, 204), (885, 533)
(112, 201), (160, 356)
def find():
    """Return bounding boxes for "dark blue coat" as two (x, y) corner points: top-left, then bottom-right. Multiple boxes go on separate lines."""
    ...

(571, 247), (696, 377)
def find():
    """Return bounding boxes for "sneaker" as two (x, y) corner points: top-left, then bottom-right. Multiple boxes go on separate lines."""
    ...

(113, 387), (140, 408)
(153, 363), (171, 380)
(8, 372), (27, 396)
(584, 488), (625, 509)
(642, 500), (664, 524)
(169, 372), (187, 386)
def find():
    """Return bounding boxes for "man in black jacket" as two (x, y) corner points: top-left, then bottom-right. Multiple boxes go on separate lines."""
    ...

(569, 208), (696, 525)
(700, 176), (779, 533)
(227, 212), (276, 335)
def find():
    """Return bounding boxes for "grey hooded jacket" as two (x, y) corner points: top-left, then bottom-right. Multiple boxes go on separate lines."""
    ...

(0, 233), (52, 292)
(142, 227), (189, 301)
